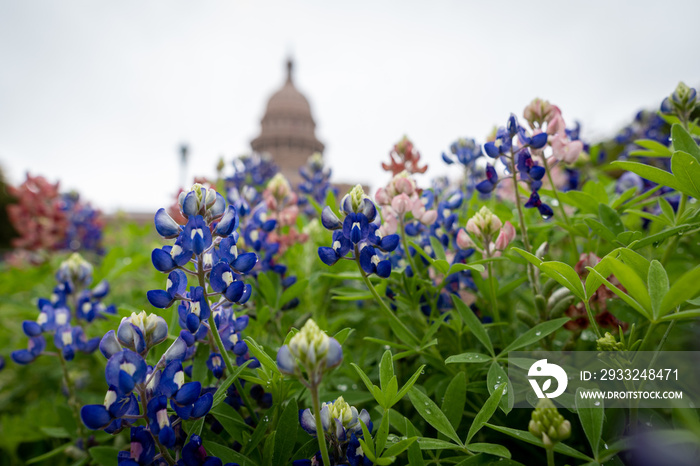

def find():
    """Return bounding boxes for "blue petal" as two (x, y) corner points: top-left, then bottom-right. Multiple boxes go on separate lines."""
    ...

(154, 208), (181, 238)
(191, 392), (213, 418)
(318, 247), (339, 266)
(224, 281), (245, 303)
(81, 405), (112, 430)
(232, 253), (257, 274)
(321, 206), (342, 230)
(99, 330), (122, 359)
(175, 382), (201, 405)
(483, 141), (500, 158)
(299, 408), (317, 435)
(379, 234), (399, 252)
(325, 338), (343, 369)
(182, 191), (199, 217)
(147, 290), (174, 309)
(376, 260), (392, 278)
(276, 345), (296, 374)
(22, 321), (42, 337)
(152, 248), (176, 272)
(10, 349), (36, 364)
(530, 132), (548, 149)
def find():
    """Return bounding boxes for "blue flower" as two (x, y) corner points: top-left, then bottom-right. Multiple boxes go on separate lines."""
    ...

(154, 208), (182, 239)
(147, 269), (188, 309)
(105, 349), (147, 394)
(359, 245), (392, 278)
(178, 434), (239, 466)
(117, 426), (156, 465)
(524, 192), (554, 219)
(475, 164), (499, 194)
(11, 335), (46, 364)
(210, 262), (253, 304)
(206, 353), (225, 379)
(147, 395), (176, 448)
(170, 384), (213, 420)
(81, 386), (139, 431)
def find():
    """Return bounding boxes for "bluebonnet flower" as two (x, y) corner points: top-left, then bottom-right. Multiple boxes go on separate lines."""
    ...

(178, 434), (240, 466)
(277, 319), (342, 386)
(12, 253), (111, 365)
(660, 82), (697, 122)
(480, 114), (555, 218)
(296, 396), (373, 466)
(298, 152), (337, 215)
(117, 426), (156, 466)
(319, 185), (400, 277)
(58, 192), (105, 254)
(441, 137), (482, 167)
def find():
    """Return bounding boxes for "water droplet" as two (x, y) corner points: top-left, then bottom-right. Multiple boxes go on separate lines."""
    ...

(424, 402), (429, 406)
(535, 331), (541, 336)
(384, 345), (390, 350)
(542, 214), (552, 220)
(352, 384), (358, 390)
(337, 384), (348, 392)
(425, 409), (432, 414)
(594, 401), (601, 407)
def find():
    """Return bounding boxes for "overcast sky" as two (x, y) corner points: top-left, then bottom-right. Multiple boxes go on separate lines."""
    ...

(1, 0), (699, 213)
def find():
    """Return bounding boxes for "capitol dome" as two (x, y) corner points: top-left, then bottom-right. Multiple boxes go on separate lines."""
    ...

(251, 59), (324, 185)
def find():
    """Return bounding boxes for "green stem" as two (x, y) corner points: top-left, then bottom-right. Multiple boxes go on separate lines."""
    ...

(546, 447), (555, 466)
(661, 193), (688, 266)
(311, 384), (332, 466)
(356, 252), (420, 345)
(399, 217), (420, 277)
(583, 301), (603, 339)
(58, 351), (86, 442)
(509, 155), (539, 296)
(542, 155), (579, 262)
(487, 261), (503, 343)
(197, 258), (258, 423)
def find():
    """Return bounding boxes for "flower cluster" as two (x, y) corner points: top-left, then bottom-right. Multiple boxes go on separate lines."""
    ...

(149, 183), (259, 380)
(528, 399), (571, 448)
(318, 185), (400, 278)
(263, 173), (308, 253)
(277, 319), (342, 386)
(81, 312), (222, 464)
(226, 153), (278, 217)
(12, 253), (114, 364)
(375, 171), (437, 236)
(523, 98), (583, 165)
(660, 81), (698, 123)
(298, 152), (337, 216)
(456, 207), (515, 258)
(296, 396), (373, 466)
(7, 174), (105, 256)
(381, 136), (428, 176)
(479, 114), (554, 218)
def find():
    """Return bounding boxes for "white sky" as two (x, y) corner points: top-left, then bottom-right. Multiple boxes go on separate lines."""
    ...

(1, 0), (699, 213)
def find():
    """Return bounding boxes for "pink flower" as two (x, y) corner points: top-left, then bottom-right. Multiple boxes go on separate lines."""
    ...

(494, 221), (516, 251)
(550, 133), (583, 164)
(391, 193), (412, 215)
(375, 188), (391, 205)
(456, 229), (475, 250)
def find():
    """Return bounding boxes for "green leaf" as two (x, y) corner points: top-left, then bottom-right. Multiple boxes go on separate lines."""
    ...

(212, 359), (253, 408)
(658, 197), (676, 222)
(629, 223), (695, 250)
(415, 437), (464, 450)
(584, 218), (618, 243)
(375, 410), (391, 454)
(409, 240), (435, 265)
(500, 317), (570, 354)
(599, 204), (624, 236)
(211, 403), (252, 439)
(607, 258), (652, 313)
(26, 443), (72, 464)
(333, 328), (354, 345)
(89, 447), (120, 466)
(280, 279), (309, 305)
(40, 427), (70, 438)
(272, 399), (298, 466)
(576, 388), (605, 459)
(487, 363), (513, 414)
(611, 161), (682, 191)
(558, 190), (600, 214)
(585, 256), (613, 298)
(452, 295), (494, 356)
(257, 271), (278, 306)
(205, 441), (254, 466)
(242, 411), (270, 455)
(631, 138), (673, 157)
(244, 337), (280, 375)
(648, 260), (669, 320)
(441, 372), (467, 430)
(467, 382), (506, 443)
(659, 266), (700, 316)
(393, 364), (426, 406)
(586, 267), (651, 320)
(671, 151), (700, 197)
(379, 350), (394, 391)
(467, 442), (511, 458)
(659, 309), (700, 322)
(430, 236), (447, 261)
(445, 352), (491, 364)
(351, 363), (385, 407)
(485, 424), (595, 462)
(449, 262), (486, 273)
(192, 343), (210, 385)
(540, 261), (586, 301)
(671, 123), (700, 161)
(383, 436), (418, 457)
(408, 387), (463, 446)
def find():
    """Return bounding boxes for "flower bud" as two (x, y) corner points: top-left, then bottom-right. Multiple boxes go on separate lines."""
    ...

(267, 173), (293, 202)
(596, 332), (625, 351)
(456, 229), (476, 250)
(56, 253), (93, 289)
(495, 221), (516, 251)
(523, 98), (554, 128)
(391, 193), (412, 215)
(528, 398), (571, 446)
(276, 319), (342, 384)
(468, 206), (502, 238)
